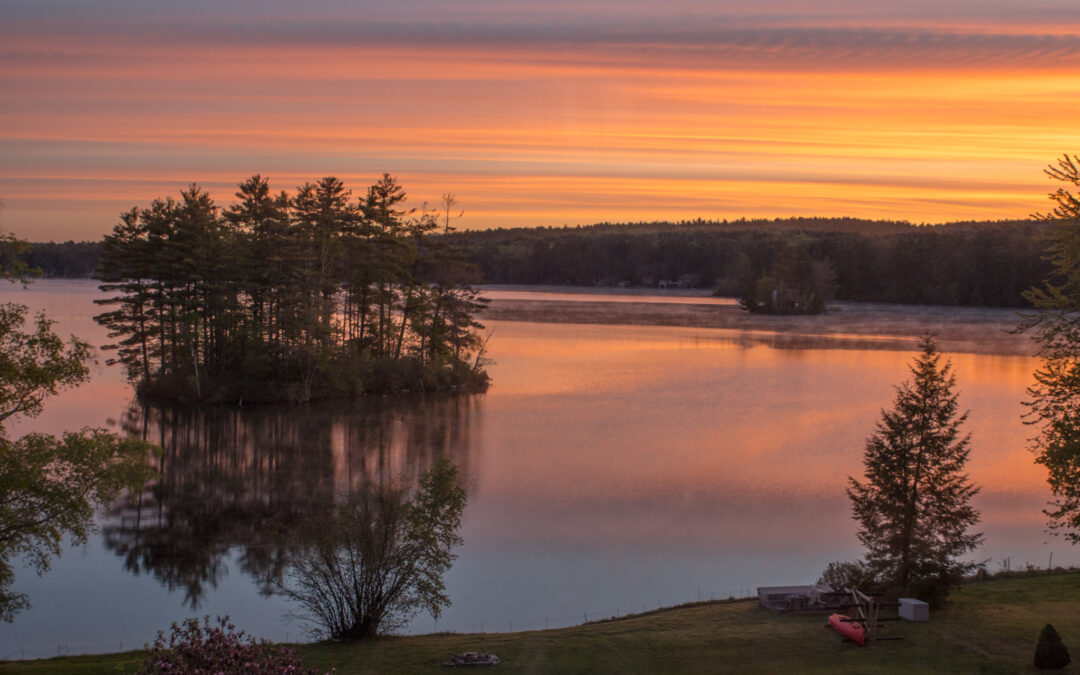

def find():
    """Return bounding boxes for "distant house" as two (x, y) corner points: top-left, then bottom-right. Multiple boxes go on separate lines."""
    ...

(659, 274), (698, 290)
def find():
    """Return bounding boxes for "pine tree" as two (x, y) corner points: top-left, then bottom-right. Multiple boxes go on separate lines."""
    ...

(847, 337), (982, 603)
(222, 174), (291, 357)
(361, 174), (412, 358)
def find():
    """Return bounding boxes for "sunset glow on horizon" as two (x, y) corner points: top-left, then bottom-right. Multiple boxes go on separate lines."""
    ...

(3, 0), (1080, 240)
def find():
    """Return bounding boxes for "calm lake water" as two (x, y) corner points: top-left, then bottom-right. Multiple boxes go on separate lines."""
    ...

(1, 280), (1073, 659)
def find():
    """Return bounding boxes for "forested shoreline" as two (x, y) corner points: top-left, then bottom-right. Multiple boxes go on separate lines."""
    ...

(445, 218), (1049, 308)
(19, 240), (100, 278)
(27, 216), (1048, 309)
(93, 174), (489, 403)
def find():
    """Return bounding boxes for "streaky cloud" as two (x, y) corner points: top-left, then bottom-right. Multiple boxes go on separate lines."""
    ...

(5, 20), (1080, 70)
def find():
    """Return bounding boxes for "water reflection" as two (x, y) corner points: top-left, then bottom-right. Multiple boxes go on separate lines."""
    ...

(726, 331), (918, 352)
(101, 395), (479, 608)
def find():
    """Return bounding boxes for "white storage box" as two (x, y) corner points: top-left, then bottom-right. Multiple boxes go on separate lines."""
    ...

(898, 597), (929, 621)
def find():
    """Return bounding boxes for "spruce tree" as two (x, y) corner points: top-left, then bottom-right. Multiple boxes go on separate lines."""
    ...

(1035, 623), (1071, 670)
(847, 337), (982, 603)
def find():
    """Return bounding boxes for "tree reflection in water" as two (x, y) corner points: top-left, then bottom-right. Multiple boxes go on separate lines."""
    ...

(101, 395), (478, 608)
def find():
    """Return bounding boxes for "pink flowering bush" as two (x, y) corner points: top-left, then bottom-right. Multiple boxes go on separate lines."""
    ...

(140, 615), (323, 674)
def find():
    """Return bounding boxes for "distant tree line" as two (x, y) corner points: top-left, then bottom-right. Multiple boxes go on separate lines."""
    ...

(27, 216), (1050, 309)
(94, 174), (489, 402)
(21, 241), (100, 278)
(444, 218), (1050, 308)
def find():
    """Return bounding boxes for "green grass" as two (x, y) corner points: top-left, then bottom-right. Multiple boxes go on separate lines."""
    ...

(4, 572), (1079, 674)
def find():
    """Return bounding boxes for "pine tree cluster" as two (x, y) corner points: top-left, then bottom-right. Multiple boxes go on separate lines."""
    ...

(95, 175), (489, 402)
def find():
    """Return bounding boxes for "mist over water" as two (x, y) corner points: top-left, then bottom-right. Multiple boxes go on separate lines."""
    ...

(0, 280), (1070, 659)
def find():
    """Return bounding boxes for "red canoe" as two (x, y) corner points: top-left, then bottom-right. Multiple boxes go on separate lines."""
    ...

(827, 613), (866, 646)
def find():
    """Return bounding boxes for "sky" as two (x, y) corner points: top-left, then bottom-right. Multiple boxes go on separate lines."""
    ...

(3, 0), (1080, 241)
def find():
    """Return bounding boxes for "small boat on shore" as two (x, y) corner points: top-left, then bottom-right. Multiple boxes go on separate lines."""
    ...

(826, 613), (866, 646)
(442, 651), (501, 667)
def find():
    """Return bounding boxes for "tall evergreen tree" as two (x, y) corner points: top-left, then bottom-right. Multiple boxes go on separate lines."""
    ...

(95, 208), (156, 382)
(292, 176), (355, 343)
(1022, 154), (1080, 543)
(360, 174), (412, 358)
(847, 337), (981, 603)
(222, 174), (292, 356)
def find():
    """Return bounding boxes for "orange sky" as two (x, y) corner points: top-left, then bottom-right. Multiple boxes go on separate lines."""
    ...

(3, 1), (1080, 240)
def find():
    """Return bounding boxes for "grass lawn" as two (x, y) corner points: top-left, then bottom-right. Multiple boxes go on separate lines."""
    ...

(3, 572), (1078, 674)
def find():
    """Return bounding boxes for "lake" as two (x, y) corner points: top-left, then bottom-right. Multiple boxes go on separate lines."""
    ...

(1, 280), (1072, 659)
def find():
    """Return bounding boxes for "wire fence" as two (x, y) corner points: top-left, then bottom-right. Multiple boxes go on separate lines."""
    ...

(3, 641), (128, 661)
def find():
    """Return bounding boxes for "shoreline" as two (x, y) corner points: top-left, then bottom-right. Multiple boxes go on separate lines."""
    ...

(478, 286), (1034, 356)
(6, 572), (1078, 673)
